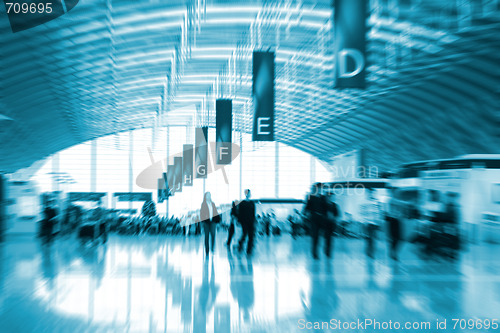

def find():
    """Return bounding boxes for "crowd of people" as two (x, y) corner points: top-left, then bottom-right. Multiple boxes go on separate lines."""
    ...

(39, 183), (462, 261)
(39, 198), (190, 244)
(198, 183), (402, 260)
(199, 189), (256, 257)
(198, 182), (462, 261)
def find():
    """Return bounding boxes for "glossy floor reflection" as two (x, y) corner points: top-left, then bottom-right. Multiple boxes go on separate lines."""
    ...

(1, 233), (500, 332)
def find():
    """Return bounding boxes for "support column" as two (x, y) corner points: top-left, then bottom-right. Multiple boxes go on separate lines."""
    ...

(166, 126), (169, 218)
(128, 131), (134, 210)
(239, 131), (243, 200)
(310, 155), (316, 185)
(275, 141), (279, 198)
(52, 153), (60, 192)
(90, 139), (97, 192)
(0, 174), (5, 241)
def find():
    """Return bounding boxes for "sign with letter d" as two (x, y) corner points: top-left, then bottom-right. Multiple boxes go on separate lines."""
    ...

(334, 0), (367, 88)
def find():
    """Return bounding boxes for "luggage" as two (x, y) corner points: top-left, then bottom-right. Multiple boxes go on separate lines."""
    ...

(426, 222), (461, 257)
(78, 224), (96, 240)
(78, 222), (107, 244)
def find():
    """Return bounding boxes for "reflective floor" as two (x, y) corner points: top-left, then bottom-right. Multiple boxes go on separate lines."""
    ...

(1, 232), (500, 333)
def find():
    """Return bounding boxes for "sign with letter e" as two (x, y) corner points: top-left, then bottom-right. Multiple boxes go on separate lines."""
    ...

(252, 51), (275, 141)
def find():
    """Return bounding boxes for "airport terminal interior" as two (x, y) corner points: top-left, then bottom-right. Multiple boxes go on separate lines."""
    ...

(1, 0), (500, 332)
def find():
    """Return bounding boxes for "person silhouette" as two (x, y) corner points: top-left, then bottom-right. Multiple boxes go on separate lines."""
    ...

(360, 189), (382, 259)
(200, 192), (220, 256)
(226, 200), (239, 249)
(237, 190), (256, 256)
(304, 183), (328, 259)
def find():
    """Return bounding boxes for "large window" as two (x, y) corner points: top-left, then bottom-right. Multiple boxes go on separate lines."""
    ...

(492, 184), (500, 204)
(97, 133), (130, 193)
(33, 128), (331, 216)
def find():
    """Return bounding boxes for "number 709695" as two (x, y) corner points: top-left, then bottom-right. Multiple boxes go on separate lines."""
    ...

(5, 2), (53, 14)
(452, 319), (499, 330)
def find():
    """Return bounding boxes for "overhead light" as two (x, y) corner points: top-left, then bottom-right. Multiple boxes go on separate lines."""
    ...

(0, 114), (13, 122)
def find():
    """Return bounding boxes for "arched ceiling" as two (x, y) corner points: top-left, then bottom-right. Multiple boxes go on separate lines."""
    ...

(0, 0), (499, 173)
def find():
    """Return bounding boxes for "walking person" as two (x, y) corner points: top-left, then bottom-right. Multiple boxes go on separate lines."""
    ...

(442, 192), (461, 257)
(238, 189), (256, 256)
(324, 193), (340, 258)
(263, 214), (271, 236)
(360, 189), (382, 259)
(304, 183), (328, 259)
(93, 198), (108, 243)
(226, 200), (238, 249)
(386, 187), (403, 261)
(200, 192), (220, 257)
(42, 199), (58, 244)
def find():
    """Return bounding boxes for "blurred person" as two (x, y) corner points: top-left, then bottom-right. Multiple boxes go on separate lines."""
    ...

(304, 183), (328, 259)
(360, 188), (382, 259)
(343, 212), (353, 235)
(41, 199), (58, 244)
(60, 200), (72, 236)
(263, 213), (271, 236)
(424, 191), (446, 255)
(324, 193), (340, 258)
(93, 198), (108, 243)
(444, 192), (460, 225)
(238, 189), (256, 256)
(195, 218), (202, 235)
(443, 192), (461, 253)
(200, 192), (220, 256)
(290, 209), (301, 238)
(338, 212), (350, 237)
(270, 211), (280, 235)
(288, 213), (296, 238)
(385, 187), (403, 261)
(70, 205), (83, 231)
(226, 200), (239, 249)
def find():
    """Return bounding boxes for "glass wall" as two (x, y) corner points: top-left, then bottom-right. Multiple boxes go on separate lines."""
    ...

(33, 127), (331, 216)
